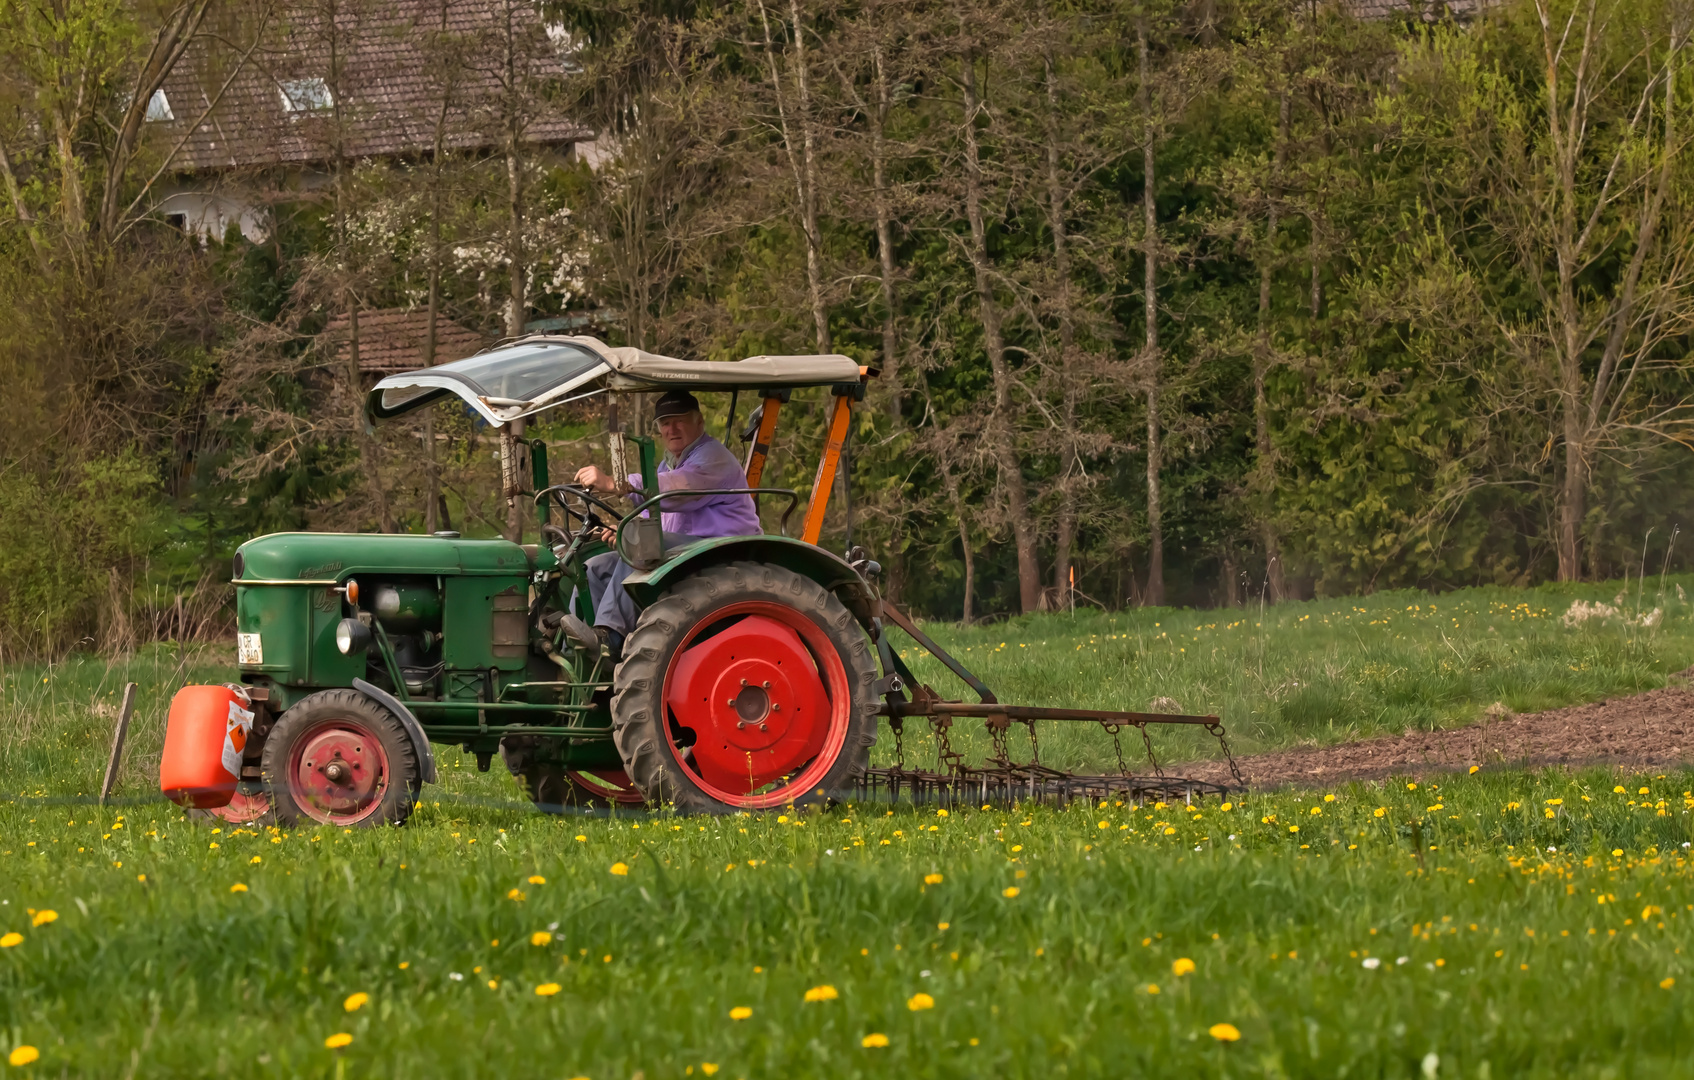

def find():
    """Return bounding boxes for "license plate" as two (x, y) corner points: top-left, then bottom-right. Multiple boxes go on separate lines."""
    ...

(238, 633), (263, 665)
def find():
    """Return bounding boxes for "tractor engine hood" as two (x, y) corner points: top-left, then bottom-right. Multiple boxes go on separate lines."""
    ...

(367, 334), (862, 428)
(234, 532), (530, 582)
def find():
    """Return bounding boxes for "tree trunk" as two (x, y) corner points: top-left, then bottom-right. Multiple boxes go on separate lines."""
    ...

(759, 0), (830, 353)
(1139, 21), (1164, 607)
(942, 464), (975, 624)
(960, 57), (1041, 614)
(790, 0), (829, 353)
(424, 8), (450, 536)
(1558, 402), (1585, 581)
(329, 2), (392, 533)
(502, 57), (527, 542)
(871, 44), (901, 416)
(1255, 88), (1288, 602)
(1045, 51), (1079, 610)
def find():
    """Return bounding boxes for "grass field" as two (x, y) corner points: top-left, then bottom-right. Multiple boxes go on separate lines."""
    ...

(3, 577), (1694, 1076)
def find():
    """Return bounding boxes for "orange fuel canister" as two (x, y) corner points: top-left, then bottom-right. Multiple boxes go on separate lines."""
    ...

(160, 684), (256, 809)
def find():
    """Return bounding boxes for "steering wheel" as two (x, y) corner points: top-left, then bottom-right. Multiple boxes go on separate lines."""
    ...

(536, 483), (626, 546)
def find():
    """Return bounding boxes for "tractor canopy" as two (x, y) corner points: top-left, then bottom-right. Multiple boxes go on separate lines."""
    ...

(368, 334), (862, 427)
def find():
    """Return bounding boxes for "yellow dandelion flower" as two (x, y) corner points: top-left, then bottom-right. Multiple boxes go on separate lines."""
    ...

(923, 873), (943, 885)
(701, 1065), (719, 1076)
(343, 992), (369, 1012)
(30, 910), (57, 927)
(250, 855), (262, 864)
(507, 888), (526, 901)
(324, 1033), (353, 1049)
(528, 875), (546, 885)
(861, 1033), (889, 1048)
(729, 1006), (752, 1020)
(804, 985), (839, 1002)
(938, 922), (950, 931)
(1288, 825), (1299, 834)
(575, 834), (587, 842)
(1172, 957), (1196, 976)
(1163, 826), (1176, 835)
(0, 932), (22, 948)
(610, 862), (629, 876)
(908, 992), (935, 1011)
(1373, 808), (1386, 818)
(1469, 765), (1480, 774)
(1323, 794), (1336, 803)
(8, 1046), (40, 1066)
(1145, 983), (1160, 994)
(1661, 977), (1675, 990)
(1002, 886), (1020, 898)
(1209, 1023), (1241, 1042)
(535, 983), (562, 996)
(1613, 849), (1624, 857)
(229, 884), (247, 894)
(531, 931), (552, 947)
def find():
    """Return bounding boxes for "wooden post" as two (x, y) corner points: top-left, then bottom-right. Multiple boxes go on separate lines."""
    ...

(100, 682), (138, 805)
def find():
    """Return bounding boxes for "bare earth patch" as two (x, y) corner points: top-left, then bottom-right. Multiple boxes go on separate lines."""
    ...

(1178, 681), (1694, 789)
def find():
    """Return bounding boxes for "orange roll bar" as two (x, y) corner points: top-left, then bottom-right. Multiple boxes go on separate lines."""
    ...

(743, 395), (784, 487)
(801, 390), (855, 545)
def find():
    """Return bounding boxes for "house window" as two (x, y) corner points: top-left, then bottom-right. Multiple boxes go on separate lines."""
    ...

(279, 77), (333, 113)
(145, 89), (174, 122)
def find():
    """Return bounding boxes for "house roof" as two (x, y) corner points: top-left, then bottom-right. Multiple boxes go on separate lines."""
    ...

(155, 0), (587, 172)
(324, 307), (486, 374)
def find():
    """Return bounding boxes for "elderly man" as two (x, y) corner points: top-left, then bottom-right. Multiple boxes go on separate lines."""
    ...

(565, 389), (761, 658)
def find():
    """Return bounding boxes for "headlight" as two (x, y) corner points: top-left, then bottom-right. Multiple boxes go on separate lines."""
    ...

(335, 618), (372, 655)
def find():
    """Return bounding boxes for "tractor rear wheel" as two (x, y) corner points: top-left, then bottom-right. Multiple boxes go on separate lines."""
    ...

(499, 737), (645, 811)
(611, 561), (877, 813)
(260, 689), (421, 827)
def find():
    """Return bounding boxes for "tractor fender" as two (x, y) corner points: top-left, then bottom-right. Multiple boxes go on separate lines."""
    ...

(623, 535), (877, 629)
(352, 678), (439, 784)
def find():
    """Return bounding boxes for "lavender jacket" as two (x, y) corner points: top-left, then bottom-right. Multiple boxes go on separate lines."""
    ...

(627, 434), (762, 537)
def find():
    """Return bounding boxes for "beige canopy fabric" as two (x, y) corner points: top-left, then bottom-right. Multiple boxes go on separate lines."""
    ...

(366, 333), (865, 427)
(564, 336), (862, 389)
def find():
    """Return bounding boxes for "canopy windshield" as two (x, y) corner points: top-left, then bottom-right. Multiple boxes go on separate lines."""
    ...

(368, 335), (863, 426)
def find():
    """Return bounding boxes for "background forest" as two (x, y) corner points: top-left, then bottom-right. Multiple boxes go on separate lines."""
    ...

(1, 0), (1692, 657)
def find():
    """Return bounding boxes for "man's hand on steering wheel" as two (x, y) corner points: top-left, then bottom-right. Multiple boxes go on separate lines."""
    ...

(574, 465), (628, 495)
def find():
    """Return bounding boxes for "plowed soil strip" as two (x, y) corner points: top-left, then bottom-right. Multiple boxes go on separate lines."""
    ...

(1176, 683), (1694, 789)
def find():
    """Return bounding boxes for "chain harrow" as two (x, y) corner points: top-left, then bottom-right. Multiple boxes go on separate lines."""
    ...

(860, 692), (1237, 809)
(860, 605), (1239, 809)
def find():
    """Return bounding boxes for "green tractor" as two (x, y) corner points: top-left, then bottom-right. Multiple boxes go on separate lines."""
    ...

(181, 335), (1233, 827)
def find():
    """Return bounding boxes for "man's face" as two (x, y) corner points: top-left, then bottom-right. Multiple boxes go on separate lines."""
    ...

(657, 410), (704, 455)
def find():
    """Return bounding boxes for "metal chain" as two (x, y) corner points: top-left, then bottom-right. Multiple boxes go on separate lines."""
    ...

(988, 723), (1010, 763)
(1102, 722), (1131, 777)
(890, 718), (905, 772)
(1021, 719), (1041, 765)
(1138, 722), (1164, 778)
(1207, 722), (1245, 787)
(930, 715), (964, 776)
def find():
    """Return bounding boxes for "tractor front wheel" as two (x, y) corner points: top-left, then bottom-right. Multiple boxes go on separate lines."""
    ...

(611, 561), (877, 813)
(260, 689), (421, 827)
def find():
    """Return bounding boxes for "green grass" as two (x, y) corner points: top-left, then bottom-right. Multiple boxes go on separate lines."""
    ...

(890, 575), (1694, 769)
(3, 577), (1694, 1076)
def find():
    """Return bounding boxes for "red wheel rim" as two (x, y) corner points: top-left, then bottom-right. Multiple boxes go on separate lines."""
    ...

(286, 720), (390, 825)
(661, 600), (850, 808)
(209, 790), (271, 824)
(566, 769), (646, 806)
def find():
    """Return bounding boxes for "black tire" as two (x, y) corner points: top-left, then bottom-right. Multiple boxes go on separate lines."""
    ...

(611, 561), (877, 813)
(260, 689), (421, 827)
(499, 736), (643, 811)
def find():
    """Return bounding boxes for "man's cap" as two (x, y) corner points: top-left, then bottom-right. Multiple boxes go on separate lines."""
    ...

(653, 390), (701, 419)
